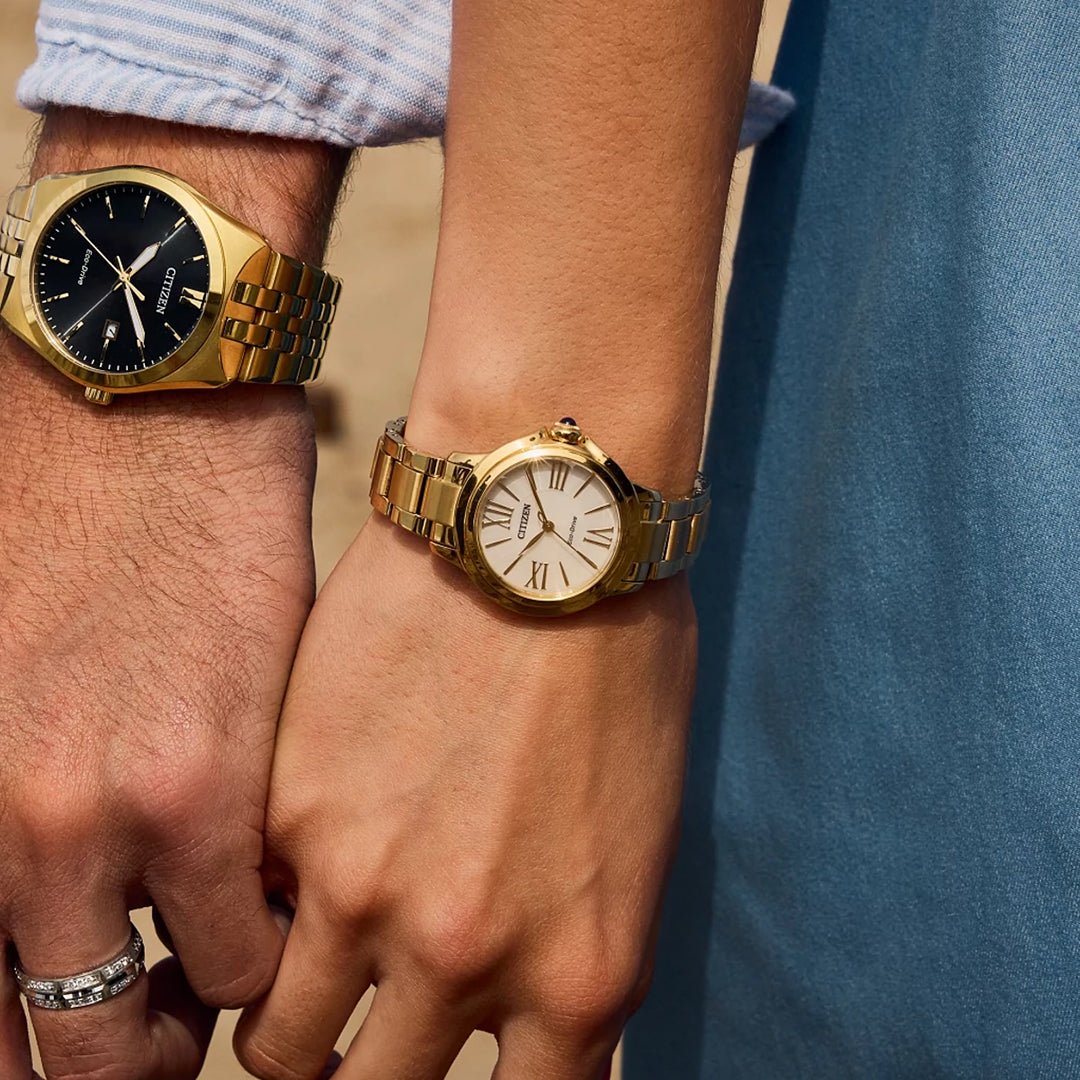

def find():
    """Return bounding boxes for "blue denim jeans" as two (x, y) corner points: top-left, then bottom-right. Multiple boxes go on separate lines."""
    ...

(625, 1), (1080, 1075)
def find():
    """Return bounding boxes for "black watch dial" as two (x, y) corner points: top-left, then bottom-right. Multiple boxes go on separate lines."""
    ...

(34, 182), (212, 374)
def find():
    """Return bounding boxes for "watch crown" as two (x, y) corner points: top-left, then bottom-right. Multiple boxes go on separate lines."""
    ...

(83, 387), (115, 406)
(551, 418), (582, 443)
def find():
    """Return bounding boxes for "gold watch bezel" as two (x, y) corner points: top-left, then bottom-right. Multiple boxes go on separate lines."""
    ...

(455, 425), (641, 616)
(12, 167), (230, 392)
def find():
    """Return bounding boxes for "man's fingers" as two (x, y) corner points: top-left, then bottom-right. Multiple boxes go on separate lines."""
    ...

(492, 1018), (617, 1080)
(150, 864), (285, 1008)
(333, 979), (470, 1080)
(234, 904), (368, 1080)
(0, 944), (33, 1080)
(145, 956), (218, 1066)
(15, 901), (208, 1080)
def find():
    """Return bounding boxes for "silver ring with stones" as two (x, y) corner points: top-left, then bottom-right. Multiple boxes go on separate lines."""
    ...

(13, 924), (145, 1010)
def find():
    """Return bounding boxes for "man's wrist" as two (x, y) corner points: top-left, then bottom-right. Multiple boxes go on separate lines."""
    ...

(4, 109), (347, 437)
(30, 109), (350, 264)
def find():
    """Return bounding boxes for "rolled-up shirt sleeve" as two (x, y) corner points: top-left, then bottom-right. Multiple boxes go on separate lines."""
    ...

(17, 0), (793, 149)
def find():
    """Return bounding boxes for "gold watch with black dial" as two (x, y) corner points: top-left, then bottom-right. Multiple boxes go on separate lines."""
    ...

(0, 166), (341, 405)
(370, 417), (710, 616)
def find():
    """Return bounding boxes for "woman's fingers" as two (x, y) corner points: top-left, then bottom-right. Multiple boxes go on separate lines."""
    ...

(234, 902), (370, 1080)
(492, 1017), (617, 1080)
(333, 979), (471, 1080)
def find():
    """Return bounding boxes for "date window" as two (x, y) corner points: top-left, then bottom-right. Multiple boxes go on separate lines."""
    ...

(103, 320), (120, 341)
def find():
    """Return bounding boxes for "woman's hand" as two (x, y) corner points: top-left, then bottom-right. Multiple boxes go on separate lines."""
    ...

(235, 518), (697, 1080)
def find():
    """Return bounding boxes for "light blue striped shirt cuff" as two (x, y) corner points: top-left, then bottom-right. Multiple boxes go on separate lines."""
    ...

(17, 0), (794, 150)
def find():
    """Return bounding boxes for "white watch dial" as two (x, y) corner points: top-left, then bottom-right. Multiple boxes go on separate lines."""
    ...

(475, 456), (623, 599)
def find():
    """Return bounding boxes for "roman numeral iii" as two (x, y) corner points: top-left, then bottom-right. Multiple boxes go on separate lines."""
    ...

(584, 527), (615, 549)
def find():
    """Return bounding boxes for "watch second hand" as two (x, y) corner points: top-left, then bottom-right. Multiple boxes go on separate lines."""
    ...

(62, 284), (126, 341)
(71, 219), (132, 287)
(552, 529), (598, 571)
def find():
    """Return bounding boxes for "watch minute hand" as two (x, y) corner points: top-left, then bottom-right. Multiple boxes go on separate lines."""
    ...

(122, 285), (146, 345)
(553, 529), (598, 570)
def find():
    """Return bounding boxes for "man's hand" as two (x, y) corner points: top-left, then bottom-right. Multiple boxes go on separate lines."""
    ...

(233, 519), (696, 1080)
(0, 109), (347, 1080)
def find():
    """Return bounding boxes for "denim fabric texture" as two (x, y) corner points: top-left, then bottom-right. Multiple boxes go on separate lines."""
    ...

(626, 1), (1080, 1077)
(17, 0), (793, 149)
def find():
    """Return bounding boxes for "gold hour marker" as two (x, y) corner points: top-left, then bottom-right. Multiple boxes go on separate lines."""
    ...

(560, 562), (570, 587)
(141, 195), (150, 218)
(481, 501), (515, 531)
(43, 254), (71, 265)
(548, 460), (571, 492)
(61, 320), (84, 341)
(528, 561), (549, 590)
(485, 537), (513, 548)
(585, 504), (609, 515)
(180, 287), (206, 309)
(42, 293), (70, 304)
(164, 322), (183, 342)
(573, 475), (593, 498)
(183, 254), (206, 264)
(105, 194), (114, 220)
(584, 527), (615, 550)
(173, 217), (187, 230)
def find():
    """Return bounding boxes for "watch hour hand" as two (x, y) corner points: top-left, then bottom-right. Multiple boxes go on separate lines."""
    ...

(126, 243), (161, 278)
(526, 465), (552, 525)
(502, 528), (548, 577)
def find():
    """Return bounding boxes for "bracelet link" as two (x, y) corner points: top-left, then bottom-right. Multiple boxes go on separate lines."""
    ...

(623, 474), (710, 586)
(0, 186), (32, 309)
(370, 418), (464, 548)
(222, 250), (342, 386)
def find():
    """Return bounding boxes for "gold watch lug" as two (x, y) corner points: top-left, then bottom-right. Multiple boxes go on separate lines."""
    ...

(0, 292), (34, 346)
(447, 451), (483, 468)
(430, 542), (463, 567)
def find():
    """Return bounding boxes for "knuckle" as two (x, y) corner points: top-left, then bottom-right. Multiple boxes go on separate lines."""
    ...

(409, 894), (507, 988)
(12, 780), (101, 861)
(46, 1058), (149, 1080)
(191, 955), (277, 1010)
(311, 847), (386, 932)
(117, 750), (219, 839)
(534, 944), (641, 1035)
(234, 1028), (316, 1080)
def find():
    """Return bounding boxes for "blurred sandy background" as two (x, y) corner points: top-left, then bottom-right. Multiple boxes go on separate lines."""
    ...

(2, 2), (789, 1076)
